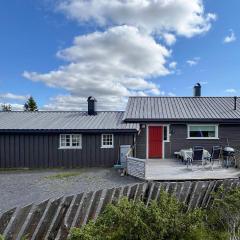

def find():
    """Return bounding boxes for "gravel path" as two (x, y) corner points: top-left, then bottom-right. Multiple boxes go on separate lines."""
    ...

(0, 168), (141, 213)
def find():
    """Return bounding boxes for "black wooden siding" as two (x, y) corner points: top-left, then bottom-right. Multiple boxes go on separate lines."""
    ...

(135, 127), (147, 159)
(166, 124), (240, 158)
(135, 124), (240, 159)
(0, 133), (134, 168)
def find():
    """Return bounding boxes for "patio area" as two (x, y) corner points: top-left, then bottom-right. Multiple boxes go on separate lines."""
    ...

(145, 159), (240, 181)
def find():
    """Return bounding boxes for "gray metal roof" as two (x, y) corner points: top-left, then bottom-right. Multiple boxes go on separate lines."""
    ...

(0, 111), (139, 132)
(124, 97), (240, 122)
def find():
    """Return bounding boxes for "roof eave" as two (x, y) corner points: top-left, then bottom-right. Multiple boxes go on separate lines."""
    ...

(0, 129), (138, 134)
(124, 118), (240, 124)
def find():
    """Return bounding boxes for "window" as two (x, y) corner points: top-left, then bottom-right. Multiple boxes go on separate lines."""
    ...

(101, 134), (114, 148)
(163, 125), (170, 142)
(187, 125), (218, 139)
(60, 134), (82, 149)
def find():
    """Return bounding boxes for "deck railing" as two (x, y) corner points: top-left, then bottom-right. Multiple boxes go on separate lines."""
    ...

(126, 156), (146, 179)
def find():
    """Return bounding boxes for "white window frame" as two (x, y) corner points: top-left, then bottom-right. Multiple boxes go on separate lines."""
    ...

(187, 124), (219, 140)
(101, 134), (114, 148)
(163, 125), (170, 142)
(59, 134), (82, 149)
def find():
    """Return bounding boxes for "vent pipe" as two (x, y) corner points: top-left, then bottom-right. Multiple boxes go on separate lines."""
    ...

(234, 96), (237, 110)
(87, 96), (97, 115)
(193, 83), (201, 97)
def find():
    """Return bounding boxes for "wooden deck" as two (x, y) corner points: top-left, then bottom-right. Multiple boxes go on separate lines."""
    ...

(145, 159), (240, 181)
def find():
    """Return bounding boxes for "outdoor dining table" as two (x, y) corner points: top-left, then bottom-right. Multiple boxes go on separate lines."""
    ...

(179, 149), (211, 162)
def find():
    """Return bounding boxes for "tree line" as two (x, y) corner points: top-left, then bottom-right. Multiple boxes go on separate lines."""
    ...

(1, 96), (38, 112)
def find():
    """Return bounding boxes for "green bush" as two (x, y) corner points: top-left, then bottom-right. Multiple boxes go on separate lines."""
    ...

(69, 189), (233, 240)
(0, 234), (29, 240)
(207, 186), (240, 239)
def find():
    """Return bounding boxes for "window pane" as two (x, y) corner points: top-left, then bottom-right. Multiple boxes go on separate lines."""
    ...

(163, 126), (168, 141)
(72, 142), (79, 146)
(66, 135), (71, 146)
(189, 126), (216, 138)
(102, 134), (113, 146)
(189, 126), (215, 132)
(60, 134), (81, 148)
(72, 134), (80, 147)
(61, 135), (66, 147)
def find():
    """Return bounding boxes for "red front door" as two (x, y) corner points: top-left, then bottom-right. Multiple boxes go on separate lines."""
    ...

(148, 126), (163, 159)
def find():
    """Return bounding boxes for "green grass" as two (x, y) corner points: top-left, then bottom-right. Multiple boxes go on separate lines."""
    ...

(46, 171), (82, 180)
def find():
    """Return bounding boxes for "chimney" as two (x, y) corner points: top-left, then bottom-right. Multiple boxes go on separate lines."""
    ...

(193, 83), (201, 97)
(234, 96), (237, 110)
(87, 96), (97, 115)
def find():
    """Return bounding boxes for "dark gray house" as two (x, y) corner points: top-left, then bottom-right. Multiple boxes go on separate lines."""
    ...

(124, 85), (240, 160)
(0, 84), (240, 168)
(0, 98), (139, 168)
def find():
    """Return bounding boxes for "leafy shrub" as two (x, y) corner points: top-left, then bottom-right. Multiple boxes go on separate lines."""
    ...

(0, 234), (29, 240)
(69, 189), (231, 240)
(207, 186), (240, 239)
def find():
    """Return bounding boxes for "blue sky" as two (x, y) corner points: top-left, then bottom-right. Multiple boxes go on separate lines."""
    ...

(0, 0), (239, 110)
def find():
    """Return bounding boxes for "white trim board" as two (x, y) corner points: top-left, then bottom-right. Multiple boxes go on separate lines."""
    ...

(146, 124), (170, 159)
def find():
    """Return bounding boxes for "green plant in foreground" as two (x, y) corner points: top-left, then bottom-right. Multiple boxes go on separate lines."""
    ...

(0, 234), (29, 240)
(69, 189), (233, 240)
(207, 186), (240, 239)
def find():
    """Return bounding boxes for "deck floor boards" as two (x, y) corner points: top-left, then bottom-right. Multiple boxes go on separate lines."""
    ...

(145, 159), (240, 180)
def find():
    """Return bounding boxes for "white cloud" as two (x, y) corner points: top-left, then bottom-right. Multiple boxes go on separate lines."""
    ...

(0, 93), (28, 101)
(163, 33), (176, 45)
(199, 81), (208, 85)
(169, 61), (177, 69)
(186, 60), (197, 66)
(0, 93), (28, 111)
(43, 95), (128, 111)
(225, 88), (237, 94)
(0, 103), (24, 111)
(168, 92), (176, 96)
(186, 57), (200, 66)
(57, 0), (216, 38)
(21, 1), (216, 110)
(223, 29), (236, 44)
(24, 26), (169, 110)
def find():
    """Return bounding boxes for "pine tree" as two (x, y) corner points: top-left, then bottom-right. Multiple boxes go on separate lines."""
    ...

(1, 104), (12, 111)
(24, 96), (38, 111)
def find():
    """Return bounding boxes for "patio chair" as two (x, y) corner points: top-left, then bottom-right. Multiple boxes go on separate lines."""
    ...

(186, 146), (204, 169)
(208, 146), (222, 170)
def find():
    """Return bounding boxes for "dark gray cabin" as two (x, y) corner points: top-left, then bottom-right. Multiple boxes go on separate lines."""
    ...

(0, 84), (240, 168)
(124, 84), (240, 160)
(0, 108), (139, 168)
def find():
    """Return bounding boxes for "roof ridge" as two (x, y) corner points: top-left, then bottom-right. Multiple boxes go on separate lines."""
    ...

(0, 110), (125, 113)
(128, 96), (239, 98)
